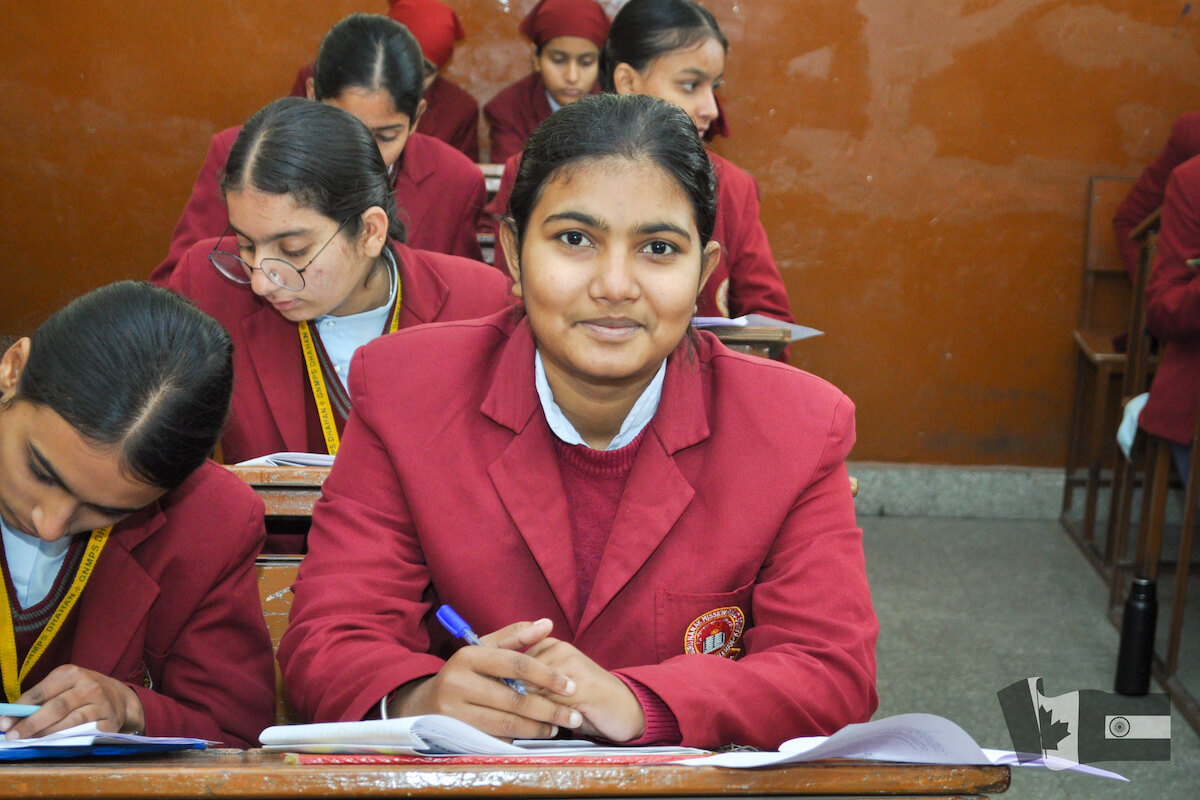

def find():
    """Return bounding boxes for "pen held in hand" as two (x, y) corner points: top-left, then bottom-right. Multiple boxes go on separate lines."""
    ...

(435, 604), (528, 695)
(0, 703), (40, 718)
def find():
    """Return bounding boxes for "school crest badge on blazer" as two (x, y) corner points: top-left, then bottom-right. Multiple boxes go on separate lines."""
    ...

(684, 606), (745, 658)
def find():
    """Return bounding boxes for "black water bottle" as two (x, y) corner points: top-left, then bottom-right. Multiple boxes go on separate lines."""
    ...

(1115, 577), (1158, 695)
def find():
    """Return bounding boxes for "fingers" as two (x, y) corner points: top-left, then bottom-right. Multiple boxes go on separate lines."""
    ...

(479, 618), (554, 651)
(1, 665), (131, 740)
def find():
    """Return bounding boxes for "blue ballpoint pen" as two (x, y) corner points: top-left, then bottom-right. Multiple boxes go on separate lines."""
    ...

(435, 604), (528, 695)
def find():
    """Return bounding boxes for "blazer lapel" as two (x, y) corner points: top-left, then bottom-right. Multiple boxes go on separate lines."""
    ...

(70, 511), (160, 676)
(242, 307), (308, 452)
(483, 320), (582, 630)
(577, 346), (711, 635)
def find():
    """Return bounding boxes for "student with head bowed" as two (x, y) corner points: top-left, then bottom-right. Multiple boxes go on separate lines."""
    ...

(0, 281), (273, 747)
(278, 93), (877, 749)
(486, 0), (794, 326)
(483, 0), (610, 164)
(386, 0), (481, 161)
(155, 13), (487, 283)
(166, 97), (512, 467)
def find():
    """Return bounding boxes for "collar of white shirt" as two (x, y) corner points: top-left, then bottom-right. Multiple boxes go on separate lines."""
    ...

(311, 248), (399, 392)
(533, 349), (666, 451)
(0, 514), (72, 609)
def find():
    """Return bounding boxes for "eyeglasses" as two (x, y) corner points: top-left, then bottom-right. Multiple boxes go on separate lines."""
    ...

(208, 218), (352, 291)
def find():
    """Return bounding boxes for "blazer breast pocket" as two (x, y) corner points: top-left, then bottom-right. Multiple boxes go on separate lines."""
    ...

(654, 582), (753, 662)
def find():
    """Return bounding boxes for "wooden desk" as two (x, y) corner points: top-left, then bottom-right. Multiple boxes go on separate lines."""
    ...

(225, 465), (328, 517)
(0, 749), (1009, 799)
(708, 326), (792, 360)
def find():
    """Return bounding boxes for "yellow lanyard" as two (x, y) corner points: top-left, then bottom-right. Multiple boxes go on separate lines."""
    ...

(0, 526), (110, 702)
(298, 270), (402, 456)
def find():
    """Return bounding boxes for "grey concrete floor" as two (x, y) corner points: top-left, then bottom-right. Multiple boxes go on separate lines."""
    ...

(863, 516), (1200, 799)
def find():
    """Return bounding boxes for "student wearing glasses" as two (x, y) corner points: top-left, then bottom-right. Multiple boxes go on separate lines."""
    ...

(483, 0), (610, 164)
(166, 98), (511, 467)
(0, 282), (273, 747)
(278, 95), (876, 749)
(154, 13), (486, 284)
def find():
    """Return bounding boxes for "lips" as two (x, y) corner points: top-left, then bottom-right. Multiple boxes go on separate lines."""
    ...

(579, 317), (642, 340)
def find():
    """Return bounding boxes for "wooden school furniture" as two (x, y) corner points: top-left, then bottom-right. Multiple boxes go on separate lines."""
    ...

(1060, 175), (1138, 553)
(0, 750), (1011, 799)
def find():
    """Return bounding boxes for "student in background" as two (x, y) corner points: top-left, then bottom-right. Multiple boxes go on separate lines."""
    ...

(387, 0), (480, 161)
(1136, 153), (1200, 480)
(483, 0), (610, 164)
(167, 98), (511, 467)
(0, 281), (273, 747)
(1113, 110), (1200, 279)
(487, 0), (794, 326)
(278, 94), (876, 749)
(156, 14), (486, 284)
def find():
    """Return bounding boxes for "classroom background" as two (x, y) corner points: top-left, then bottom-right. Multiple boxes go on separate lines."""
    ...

(3, 0), (1198, 469)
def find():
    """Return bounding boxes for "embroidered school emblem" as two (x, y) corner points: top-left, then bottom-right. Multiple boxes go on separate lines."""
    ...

(684, 606), (745, 658)
(716, 278), (731, 318)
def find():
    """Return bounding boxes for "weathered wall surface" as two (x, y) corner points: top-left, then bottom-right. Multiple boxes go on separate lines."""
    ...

(3, 1), (1197, 464)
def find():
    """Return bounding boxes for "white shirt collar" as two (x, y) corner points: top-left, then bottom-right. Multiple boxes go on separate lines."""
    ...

(0, 514), (71, 609)
(546, 90), (562, 113)
(311, 249), (398, 391)
(533, 349), (666, 450)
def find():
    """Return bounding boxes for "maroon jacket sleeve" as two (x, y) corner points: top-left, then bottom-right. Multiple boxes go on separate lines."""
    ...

(151, 128), (237, 285)
(484, 73), (549, 165)
(289, 64), (313, 98)
(1114, 111), (1200, 279)
(125, 465), (274, 747)
(421, 77), (480, 162)
(1145, 156), (1200, 343)
(482, 154), (521, 275)
(712, 157), (795, 323)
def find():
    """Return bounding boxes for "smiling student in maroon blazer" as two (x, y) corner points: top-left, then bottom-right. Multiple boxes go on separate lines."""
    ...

(278, 94), (876, 750)
(167, 98), (511, 467)
(0, 282), (273, 747)
(483, 0), (610, 164)
(155, 13), (486, 283)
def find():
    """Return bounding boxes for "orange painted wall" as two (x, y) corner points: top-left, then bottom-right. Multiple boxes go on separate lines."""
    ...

(2, 1), (1198, 465)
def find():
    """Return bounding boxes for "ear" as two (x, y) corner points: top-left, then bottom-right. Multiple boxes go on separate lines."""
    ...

(305, 77), (316, 101)
(697, 240), (722, 294)
(358, 206), (391, 258)
(0, 338), (31, 403)
(498, 221), (524, 297)
(612, 62), (640, 95)
(412, 98), (428, 129)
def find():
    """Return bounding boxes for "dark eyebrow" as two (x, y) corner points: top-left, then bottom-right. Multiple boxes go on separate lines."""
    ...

(635, 222), (692, 239)
(370, 123), (408, 134)
(29, 444), (142, 518)
(228, 224), (314, 246)
(544, 211), (607, 230)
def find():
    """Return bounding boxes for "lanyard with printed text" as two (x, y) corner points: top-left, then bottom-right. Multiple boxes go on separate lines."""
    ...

(298, 272), (402, 456)
(0, 526), (110, 702)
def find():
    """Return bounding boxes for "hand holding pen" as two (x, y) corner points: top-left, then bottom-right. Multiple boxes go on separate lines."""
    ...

(436, 605), (527, 694)
(384, 608), (581, 740)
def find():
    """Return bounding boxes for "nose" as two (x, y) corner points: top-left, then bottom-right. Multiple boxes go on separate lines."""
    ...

(694, 88), (718, 128)
(248, 260), (277, 296)
(31, 497), (73, 542)
(590, 250), (639, 303)
(565, 61), (579, 84)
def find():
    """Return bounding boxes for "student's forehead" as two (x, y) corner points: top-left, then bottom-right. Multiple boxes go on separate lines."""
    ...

(537, 158), (693, 213)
